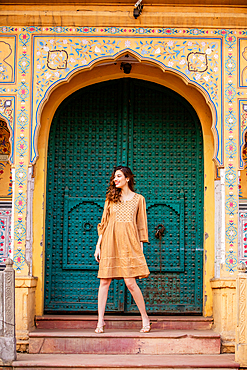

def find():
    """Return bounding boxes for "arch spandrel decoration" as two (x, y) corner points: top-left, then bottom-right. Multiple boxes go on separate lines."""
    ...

(31, 33), (222, 166)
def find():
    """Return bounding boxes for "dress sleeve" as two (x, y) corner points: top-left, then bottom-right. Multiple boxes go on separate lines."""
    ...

(136, 195), (149, 243)
(97, 200), (110, 236)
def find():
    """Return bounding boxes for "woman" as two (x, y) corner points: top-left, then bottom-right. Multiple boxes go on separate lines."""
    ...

(94, 166), (151, 334)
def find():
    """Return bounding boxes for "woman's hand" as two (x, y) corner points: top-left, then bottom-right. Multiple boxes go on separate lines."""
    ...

(140, 242), (143, 251)
(94, 234), (102, 262)
(94, 246), (101, 262)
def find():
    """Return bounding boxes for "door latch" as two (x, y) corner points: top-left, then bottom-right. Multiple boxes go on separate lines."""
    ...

(155, 224), (165, 240)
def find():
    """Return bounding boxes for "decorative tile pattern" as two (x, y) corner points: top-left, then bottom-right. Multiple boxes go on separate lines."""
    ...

(10, 30), (32, 272)
(224, 30), (238, 274)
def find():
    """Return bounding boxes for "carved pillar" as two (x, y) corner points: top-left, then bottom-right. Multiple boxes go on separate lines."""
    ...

(212, 170), (236, 352)
(211, 278), (236, 353)
(15, 166), (37, 352)
(0, 258), (16, 366)
(236, 262), (247, 366)
(15, 275), (37, 352)
(214, 169), (225, 278)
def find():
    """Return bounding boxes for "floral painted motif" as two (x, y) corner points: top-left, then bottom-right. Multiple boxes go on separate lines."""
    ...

(134, 39), (219, 102)
(18, 54), (30, 75)
(187, 52), (208, 72)
(224, 28), (238, 274)
(225, 250), (238, 273)
(9, 30), (32, 272)
(47, 50), (68, 70)
(34, 37), (121, 104)
(16, 136), (28, 158)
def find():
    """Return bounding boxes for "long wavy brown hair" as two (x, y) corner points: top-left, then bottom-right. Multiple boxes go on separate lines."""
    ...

(106, 166), (135, 203)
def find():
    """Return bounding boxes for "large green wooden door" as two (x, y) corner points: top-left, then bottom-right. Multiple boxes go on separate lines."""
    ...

(44, 78), (203, 313)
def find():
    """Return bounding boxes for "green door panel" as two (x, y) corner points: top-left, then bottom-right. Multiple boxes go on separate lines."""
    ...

(126, 79), (203, 313)
(145, 197), (185, 273)
(62, 192), (105, 270)
(44, 78), (203, 314)
(45, 80), (124, 312)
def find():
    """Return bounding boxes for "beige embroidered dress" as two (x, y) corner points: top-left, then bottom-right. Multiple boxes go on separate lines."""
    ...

(97, 193), (150, 279)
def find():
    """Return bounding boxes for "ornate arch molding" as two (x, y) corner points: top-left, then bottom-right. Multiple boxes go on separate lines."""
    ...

(32, 35), (221, 165)
(34, 48), (216, 319)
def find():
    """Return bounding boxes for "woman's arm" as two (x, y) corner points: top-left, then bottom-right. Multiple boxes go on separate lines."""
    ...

(94, 234), (102, 262)
(136, 196), (149, 243)
(140, 241), (143, 251)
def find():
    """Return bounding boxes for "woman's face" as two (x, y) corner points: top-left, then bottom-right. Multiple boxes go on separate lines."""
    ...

(114, 170), (129, 189)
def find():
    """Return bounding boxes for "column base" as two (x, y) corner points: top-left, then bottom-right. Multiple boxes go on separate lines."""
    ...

(15, 276), (38, 353)
(236, 344), (247, 367)
(211, 278), (236, 353)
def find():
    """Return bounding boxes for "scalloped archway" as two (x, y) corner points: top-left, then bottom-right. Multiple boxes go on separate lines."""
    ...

(32, 61), (215, 317)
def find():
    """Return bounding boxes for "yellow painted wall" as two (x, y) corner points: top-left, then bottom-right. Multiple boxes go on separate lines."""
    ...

(1, 1), (247, 351)
(1, 2), (247, 29)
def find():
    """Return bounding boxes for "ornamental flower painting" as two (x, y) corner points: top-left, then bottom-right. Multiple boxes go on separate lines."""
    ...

(33, 36), (221, 109)
(187, 52), (208, 72)
(47, 50), (68, 70)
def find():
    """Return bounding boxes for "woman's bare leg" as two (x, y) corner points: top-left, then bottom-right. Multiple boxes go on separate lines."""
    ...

(97, 278), (112, 327)
(124, 277), (149, 327)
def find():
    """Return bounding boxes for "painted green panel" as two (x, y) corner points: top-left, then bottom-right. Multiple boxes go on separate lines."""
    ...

(45, 78), (203, 314)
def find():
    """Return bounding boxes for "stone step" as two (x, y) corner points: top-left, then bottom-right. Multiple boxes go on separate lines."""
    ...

(13, 353), (239, 370)
(29, 329), (221, 355)
(35, 315), (213, 331)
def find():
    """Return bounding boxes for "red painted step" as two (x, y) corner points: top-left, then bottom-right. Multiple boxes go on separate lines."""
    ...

(29, 329), (221, 355)
(13, 353), (239, 370)
(35, 315), (213, 331)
